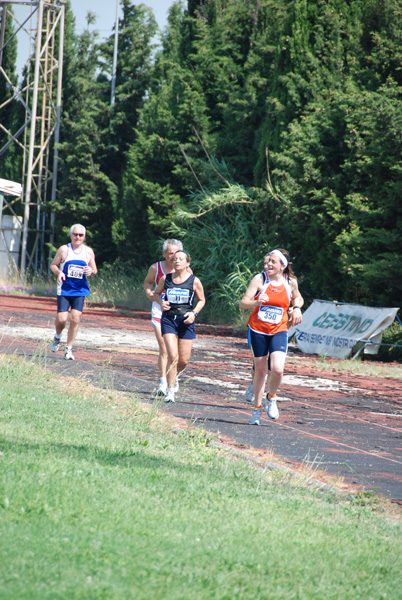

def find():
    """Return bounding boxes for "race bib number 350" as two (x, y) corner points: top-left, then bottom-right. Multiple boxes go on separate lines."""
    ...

(258, 305), (283, 325)
(67, 264), (84, 279)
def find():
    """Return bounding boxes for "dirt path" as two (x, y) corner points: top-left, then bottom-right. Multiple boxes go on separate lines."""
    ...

(1, 294), (402, 506)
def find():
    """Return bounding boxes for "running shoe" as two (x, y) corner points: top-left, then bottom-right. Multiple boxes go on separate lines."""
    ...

(156, 382), (167, 396)
(248, 407), (262, 425)
(245, 381), (254, 403)
(165, 390), (175, 403)
(173, 377), (180, 393)
(64, 347), (75, 361)
(265, 395), (279, 420)
(50, 336), (61, 352)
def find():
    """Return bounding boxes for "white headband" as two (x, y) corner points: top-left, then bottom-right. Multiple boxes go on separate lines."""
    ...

(271, 249), (288, 268)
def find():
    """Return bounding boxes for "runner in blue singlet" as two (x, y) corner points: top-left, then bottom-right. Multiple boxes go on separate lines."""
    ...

(49, 224), (97, 360)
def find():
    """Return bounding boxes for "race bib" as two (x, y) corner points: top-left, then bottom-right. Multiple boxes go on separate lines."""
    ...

(166, 288), (190, 304)
(67, 264), (84, 279)
(258, 305), (283, 324)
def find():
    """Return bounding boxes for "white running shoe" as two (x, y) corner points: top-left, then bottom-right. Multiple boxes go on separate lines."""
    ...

(245, 381), (254, 403)
(156, 383), (167, 396)
(64, 347), (75, 361)
(50, 336), (61, 352)
(265, 395), (279, 420)
(173, 377), (180, 393)
(248, 407), (262, 425)
(165, 389), (175, 403)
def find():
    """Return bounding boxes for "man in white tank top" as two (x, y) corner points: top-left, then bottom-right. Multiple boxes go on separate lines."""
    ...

(143, 239), (188, 395)
(49, 224), (97, 360)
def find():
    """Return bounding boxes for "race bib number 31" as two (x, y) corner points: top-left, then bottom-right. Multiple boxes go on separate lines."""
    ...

(166, 288), (190, 304)
(258, 305), (283, 324)
(67, 264), (84, 279)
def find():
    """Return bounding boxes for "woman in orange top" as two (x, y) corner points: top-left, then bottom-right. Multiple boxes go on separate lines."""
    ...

(239, 249), (303, 425)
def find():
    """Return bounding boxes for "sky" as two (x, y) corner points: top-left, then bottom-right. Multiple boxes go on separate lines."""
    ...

(13, 0), (177, 76)
(70, 0), (174, 37)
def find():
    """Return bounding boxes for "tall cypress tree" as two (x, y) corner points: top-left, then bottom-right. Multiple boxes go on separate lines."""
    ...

(97, 0), (158, 188)
(52, 8), (117, 261)
(115, 2), (210, 264)
(0, 4), (19, 181)
(263, 0), (402, 304)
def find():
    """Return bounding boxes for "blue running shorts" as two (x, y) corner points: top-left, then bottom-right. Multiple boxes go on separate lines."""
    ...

(248, 328), (288, 358)
(161, 313), (196, 340)
(57, 295), (85, 313)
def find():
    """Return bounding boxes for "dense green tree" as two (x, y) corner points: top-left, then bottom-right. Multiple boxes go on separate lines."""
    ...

(186, 0), (289, 182)
(115, 3), (211, 263)
(0, 4), (20, 181)
(334, 81), (402, 305)
(115, 0), (289, 262)
(52, 9), (117, 261)
(97, 0), (158, 188)
(265, 0), (402, 305)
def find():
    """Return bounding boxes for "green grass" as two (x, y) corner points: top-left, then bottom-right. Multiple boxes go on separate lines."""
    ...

(88, 263), (149, 310)
(1, 354), (401, 599)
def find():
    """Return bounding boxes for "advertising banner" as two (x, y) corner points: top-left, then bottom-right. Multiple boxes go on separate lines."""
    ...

(288, 300), (399, 359)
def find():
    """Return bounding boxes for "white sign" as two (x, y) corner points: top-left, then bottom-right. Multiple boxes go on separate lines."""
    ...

(289, 300), (399, 359)
(0, 178), (22, 197)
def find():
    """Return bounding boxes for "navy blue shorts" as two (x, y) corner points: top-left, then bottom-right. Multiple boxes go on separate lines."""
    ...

(161, 313), (196, 340)
(248, 328), (288, 358)
(57, 295), (85, 313)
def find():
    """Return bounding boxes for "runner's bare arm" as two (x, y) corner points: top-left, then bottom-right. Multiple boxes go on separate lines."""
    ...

(153, 275), (168, 310)
(239, 273), (264, 310)
(184, 277), (205, 323)
(143, 264), (157, 302)
(84, 248), (97, 276)
(50, 246), (68, 284)
(289, 279), (303, 326)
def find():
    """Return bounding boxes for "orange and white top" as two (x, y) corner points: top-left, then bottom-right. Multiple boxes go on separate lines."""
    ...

(247, 274), (292, 336)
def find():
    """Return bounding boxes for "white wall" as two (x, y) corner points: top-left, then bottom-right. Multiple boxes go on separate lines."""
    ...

(0, 215), (23, 280)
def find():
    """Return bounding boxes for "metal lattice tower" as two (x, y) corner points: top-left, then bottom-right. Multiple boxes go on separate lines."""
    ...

(0, 0), (66, 280)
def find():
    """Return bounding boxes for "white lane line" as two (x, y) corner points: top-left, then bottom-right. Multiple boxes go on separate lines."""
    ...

(370, 412), (402, 418)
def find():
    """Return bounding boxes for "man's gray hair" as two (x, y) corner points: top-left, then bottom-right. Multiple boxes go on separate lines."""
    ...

(162, 238), (183, 252)
(70, 224), (86, 235)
